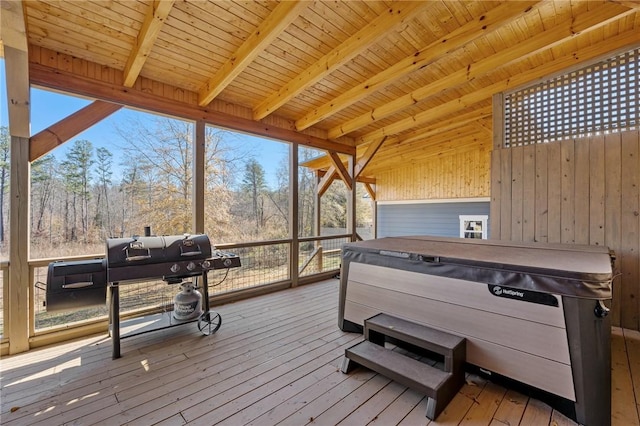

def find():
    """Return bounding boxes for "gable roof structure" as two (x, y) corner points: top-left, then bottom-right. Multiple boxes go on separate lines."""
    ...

(2, 0), (638, 176)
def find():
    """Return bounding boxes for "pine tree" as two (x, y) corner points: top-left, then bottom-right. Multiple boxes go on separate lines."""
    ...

(60, 140), (94, 242)
(241, 159), (267, 233)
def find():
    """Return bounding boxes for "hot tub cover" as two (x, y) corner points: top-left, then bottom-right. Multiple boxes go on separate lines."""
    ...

(342, 236), (614, 300)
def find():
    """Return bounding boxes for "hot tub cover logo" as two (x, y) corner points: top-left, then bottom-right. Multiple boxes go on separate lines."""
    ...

(488, 284), (558, 307)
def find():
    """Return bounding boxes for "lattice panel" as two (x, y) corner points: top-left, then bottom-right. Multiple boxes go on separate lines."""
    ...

(504, 48), (640, 148)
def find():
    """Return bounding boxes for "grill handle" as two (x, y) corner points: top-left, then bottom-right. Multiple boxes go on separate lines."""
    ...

(62, 281), (94, 289)
(125, 246), (152, 261)
(180, 243), (202, 257)
(125, 255), (152, 261)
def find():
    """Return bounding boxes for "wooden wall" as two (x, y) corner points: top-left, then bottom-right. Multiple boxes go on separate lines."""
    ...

(490, 130), (640, 329)
(376, 147), (491, 201)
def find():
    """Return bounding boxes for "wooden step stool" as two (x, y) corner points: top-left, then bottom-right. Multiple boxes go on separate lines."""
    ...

(341, 313), (466, 420)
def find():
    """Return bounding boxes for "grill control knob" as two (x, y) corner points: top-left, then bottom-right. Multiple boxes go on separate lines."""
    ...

(187, 261), (196, 271)
(201, 260), (211, 269)
(170, 263), (180, 273)
(223, 258), (233, 267)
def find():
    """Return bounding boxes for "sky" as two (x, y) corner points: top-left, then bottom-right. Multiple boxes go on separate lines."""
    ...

(0, 58), (293, 188)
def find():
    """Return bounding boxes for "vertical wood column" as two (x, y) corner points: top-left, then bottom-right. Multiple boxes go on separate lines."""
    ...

(5, 63), (30, 353)
(290, 144), (299, 286)
(8, 132), (30, 354)
(314, 171), (322, 272)
(347, 155), (356, 241)
(193, 120), (205, 233)
(3, 0), (31, 353)
(489, 93), (504, 239)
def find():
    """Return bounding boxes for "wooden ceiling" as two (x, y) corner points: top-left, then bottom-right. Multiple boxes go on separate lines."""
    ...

(4, 0), (640, 177)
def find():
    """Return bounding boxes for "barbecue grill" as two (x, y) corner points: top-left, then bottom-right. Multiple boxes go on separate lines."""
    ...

(46, 232), (241, 359)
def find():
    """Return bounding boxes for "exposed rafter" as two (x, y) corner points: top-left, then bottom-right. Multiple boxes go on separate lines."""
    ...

(294, 0), (540, 131)
(30, 101), (123, 161)
(29, 64), (356, 156)
(354, 136), (386, 178)
(331, 2), (635, 139)
(123, 0), (175, 87)
(610, 1), (640, 9)
(328, 151), (352, 191)
(358, 27), (640, 145)
(317, 166), (337, 197)
(305, 106), (492, 176)
(378, 106), (493, 148)
(252, 1), (428, 121)
(198, 1), (307, 107)
(363, 183), (376, 201)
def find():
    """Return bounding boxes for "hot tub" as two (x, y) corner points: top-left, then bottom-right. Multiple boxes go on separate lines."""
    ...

(338, 236), (614, 426)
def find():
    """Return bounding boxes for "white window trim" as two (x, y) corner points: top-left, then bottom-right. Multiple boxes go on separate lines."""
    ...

(459, 215), (488, 239)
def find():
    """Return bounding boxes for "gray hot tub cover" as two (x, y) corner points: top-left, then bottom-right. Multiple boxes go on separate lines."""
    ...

(342, 236), (614, 300)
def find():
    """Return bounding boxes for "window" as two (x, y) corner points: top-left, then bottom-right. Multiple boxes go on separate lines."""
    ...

(459, 215), (488, 239)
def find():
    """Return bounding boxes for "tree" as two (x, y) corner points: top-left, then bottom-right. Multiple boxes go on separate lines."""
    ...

(60, 140), (94, 242)
(94, 147), (113, 237)
(31, 154), (56, 237)
(118, 163), (143, 237)
(241, 159), (267, 232)
(116, 117), (240, 237)
(297, 148), (320, 237)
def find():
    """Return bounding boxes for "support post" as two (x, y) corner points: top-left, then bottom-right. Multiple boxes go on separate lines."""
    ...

(290, 144), (299, 286)
(347, 156), (357, 242)
(193, 120), (205, 233)
(314, 170), (323, 272)
(2, 0), (32, 353)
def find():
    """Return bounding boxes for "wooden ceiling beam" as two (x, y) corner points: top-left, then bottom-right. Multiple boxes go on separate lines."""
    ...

(348, 106), (491, 172)
(366, 129), (485, 174)
(30, 100), (123, 161)
(198, 1), (307, 107)
(358, 14), (640, 145)
(368, 106), (493, 147)
(363, 183), (376, 201)
(252, 1), (428, 121)
(123, 0), (175, 87)
(301, 110), (485, 176)
(328, 151), (352, 191)
(610, 1), (640, 9)
(29, 63), (356, 156)
(317, 166), (337, 197)
(316, 168), (375, 185)
(333, 2), (634, 139)
(295, 0), (541, 131)
(354, 136), (386, 178)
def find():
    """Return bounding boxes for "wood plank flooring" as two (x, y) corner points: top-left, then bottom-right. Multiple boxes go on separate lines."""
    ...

(1, 278), (639, 425)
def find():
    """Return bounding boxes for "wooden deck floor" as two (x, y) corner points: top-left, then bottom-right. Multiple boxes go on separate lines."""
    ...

(1, 278), (639, 426)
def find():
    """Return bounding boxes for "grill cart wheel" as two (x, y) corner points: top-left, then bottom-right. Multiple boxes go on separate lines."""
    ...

(198, 311), (222, 336)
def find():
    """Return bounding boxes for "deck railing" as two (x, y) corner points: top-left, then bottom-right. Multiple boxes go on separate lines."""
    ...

(0, 236), (351, 349)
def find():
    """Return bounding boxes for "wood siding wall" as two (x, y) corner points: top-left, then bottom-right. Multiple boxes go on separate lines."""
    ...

(490, 130), (640, 330)
(376, 147), (491, 201)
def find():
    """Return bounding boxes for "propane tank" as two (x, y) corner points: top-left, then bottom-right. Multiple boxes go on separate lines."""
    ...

(172, 281), (203, 321)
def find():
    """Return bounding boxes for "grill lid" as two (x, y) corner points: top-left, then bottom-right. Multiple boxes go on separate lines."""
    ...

(106, 234), (211, 268)
(106, 234), (214, 283)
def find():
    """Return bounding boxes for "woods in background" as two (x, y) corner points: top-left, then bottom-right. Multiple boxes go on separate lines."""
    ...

(0, 121), (372, 259)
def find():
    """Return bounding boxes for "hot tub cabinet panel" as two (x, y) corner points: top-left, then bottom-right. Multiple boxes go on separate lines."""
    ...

(338, 236), (613, 426)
